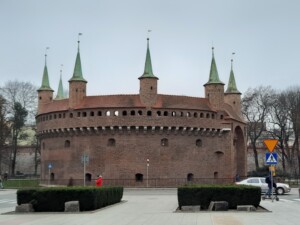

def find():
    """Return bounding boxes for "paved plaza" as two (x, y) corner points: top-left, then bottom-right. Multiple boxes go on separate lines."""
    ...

(1, 188), (300, 225)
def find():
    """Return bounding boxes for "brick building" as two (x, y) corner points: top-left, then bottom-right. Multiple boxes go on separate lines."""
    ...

(36, 39), (246, 186)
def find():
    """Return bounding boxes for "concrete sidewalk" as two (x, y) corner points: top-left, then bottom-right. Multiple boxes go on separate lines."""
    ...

(1, 188), (300, 225)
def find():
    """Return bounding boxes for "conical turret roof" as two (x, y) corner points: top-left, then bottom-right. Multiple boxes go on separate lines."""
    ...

(139, 38), (158, 79)
(38, 55), (53, 92)
(55, 71), (65, 100)
(226, 59), (241, 94)
(204, 47), (224, 85)
(69, 41), (87, 82)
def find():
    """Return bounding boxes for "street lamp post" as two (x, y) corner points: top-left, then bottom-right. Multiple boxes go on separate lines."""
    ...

(147, 159), (149, 188)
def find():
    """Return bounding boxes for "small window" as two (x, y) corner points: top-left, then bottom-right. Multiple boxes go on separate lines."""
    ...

(106, 111), (111, 116)
(161, 138), (168, 147)
(212, 114), (215, 119)
(122, 111), (127, 116)
(138, 110), (142, 116)
(150, 86), (153, 90)
(98, 111), (102, 116)
(171, 112), (176, 117)
(187, 173), (194, 182)
(50, 173), (55, 181)
(49, 115), (52, 120)
(200, 113), (204, 118)
(214, 172), (218, 179)
(65, 140), (71, 148)
(186, 112), (191, 117)
(90, 111), (94, 116)
(114, 111), (119, 116)
(193, 112), (198, 118)
(135, 173), (143, 182)
(42, 142), (45, 150)
(164, 111), (168, 116)
(82, 112), (87, 117)
(59, 114), (62, 118)
(54, 114), (57, 119)
(131, 110), (135, 116)
(108, 138), (116, 146)
(39, 96), (42, 100)
(220, 115), (224, 119)
(196, 139), (202, 147)
(69, 113), (73, 118)
(157, 111), (161, 116)
(77, 112), (81, 117)
(85, 173), (92, 182)
(180, 112), (184, 117)
(63, 113), (66, 118)
(206, 113), (210, 118)
(147, 111), (152, 116)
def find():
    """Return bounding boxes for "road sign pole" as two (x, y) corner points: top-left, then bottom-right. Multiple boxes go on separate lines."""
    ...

(48, 167), (51, 186)
(83, 157), (86, 187)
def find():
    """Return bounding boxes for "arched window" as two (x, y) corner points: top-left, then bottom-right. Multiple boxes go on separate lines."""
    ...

(69, 113), (73, 118)
(157, 111), (161, 116)
(108, 138), (116, 146)
(50, 173), (55, 181)
(193, 112), (198, 118)
(196, 139), (202, 147)
(161, 138), (168, 147)
(98, 111), (102, 116)
(138, 110), (142, 116)
(171, 111), (176, 117)
(164, 111), (168, 116)
(147, 111), (152, 116)
(82, 112), (87, 117)
(214, 172), (218, 179)
(212, 114), (215, 119)
(106, 111), (111, 116)
(90, 111), (94, 116)
(200, 113), (204, 118)
(114, 111), (119, 116)
(206, 113), (210, 118)
(65, 140), (71, 148)
(130, 110), (135, 116)
(77, 112), (81, 117)
(187, 173), (194, 182)
(186, 112), (191, 117)
(135, 173), (143, 182)
(122, 111), (127, 116)
(85, 173), (92, 182)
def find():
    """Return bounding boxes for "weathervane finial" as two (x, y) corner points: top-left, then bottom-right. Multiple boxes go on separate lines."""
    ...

(78, 33), (82, 52)
(45, 47), (50, 65)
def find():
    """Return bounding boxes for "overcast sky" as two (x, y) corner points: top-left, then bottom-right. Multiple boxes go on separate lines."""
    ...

(0, 0), (299, 98)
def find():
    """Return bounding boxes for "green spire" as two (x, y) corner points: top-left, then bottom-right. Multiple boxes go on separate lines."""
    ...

(69, 39), (87, 82)
(139, 38), (158, 79)
(38, 53), (53, 91)
(205, 47), (224, 85)
(55, 69), (65, 100)
(226, 59), (241, 94)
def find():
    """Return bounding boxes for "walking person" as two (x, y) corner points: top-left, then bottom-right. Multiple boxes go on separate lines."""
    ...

(0, 176), (3, 189)
(95, 175), (103, 187)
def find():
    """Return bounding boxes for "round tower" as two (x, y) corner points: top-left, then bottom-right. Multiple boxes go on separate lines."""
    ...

(139, 38), (158, 107)
(204, 47), (225, 110)
(224, 59), (242, 117)
(69, 36), (87, 108)
(37, 52), (53, 114)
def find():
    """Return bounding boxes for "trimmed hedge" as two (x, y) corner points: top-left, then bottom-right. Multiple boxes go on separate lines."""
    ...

(17, 186), (123, 212)
(178, 185), (261, 209)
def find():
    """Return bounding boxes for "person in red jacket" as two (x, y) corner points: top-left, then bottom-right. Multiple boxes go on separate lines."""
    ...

(96, 175), (103, 187)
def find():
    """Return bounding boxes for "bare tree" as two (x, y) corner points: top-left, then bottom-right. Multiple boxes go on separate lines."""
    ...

(268, 91), (293, 174)
(242, 86), (275, 170)
(0, 80), (37, 124)
(285, 87), (300, 176)
(0, 95), (10, 175)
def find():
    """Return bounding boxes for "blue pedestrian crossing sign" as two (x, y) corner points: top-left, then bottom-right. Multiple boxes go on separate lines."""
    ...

(265, 153), (278, 165)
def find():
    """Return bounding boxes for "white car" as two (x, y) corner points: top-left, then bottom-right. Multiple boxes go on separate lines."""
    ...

(236, 177), (291, 195)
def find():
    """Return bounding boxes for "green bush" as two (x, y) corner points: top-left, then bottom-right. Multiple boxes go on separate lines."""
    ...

(178, 185), (261, 209)
(3, 179), (39, 188)
(17, 186), (123, 212)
